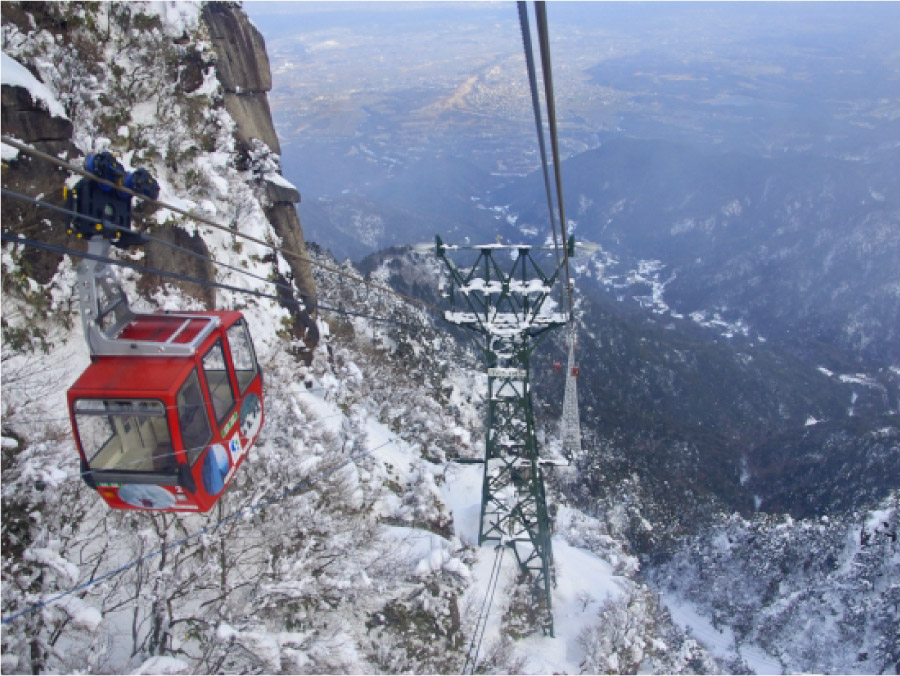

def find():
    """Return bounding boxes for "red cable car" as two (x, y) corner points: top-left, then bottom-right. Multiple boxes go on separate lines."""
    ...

(64, 155), (264, 512)
(69, 311), (263, 512)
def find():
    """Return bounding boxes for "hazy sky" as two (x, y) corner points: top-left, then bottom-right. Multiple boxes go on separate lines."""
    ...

(244, 1), (900, 41)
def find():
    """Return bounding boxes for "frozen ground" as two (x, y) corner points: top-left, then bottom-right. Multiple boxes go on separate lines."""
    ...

(441, 463), (630, 674)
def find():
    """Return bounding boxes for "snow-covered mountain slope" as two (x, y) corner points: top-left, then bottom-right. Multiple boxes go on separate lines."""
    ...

(1, 231), (715, 674)
(650, 498), (900, 675)
(4, 3), (898, 674)
(1, 3), (709, 673)
(360, 247), (900, 676)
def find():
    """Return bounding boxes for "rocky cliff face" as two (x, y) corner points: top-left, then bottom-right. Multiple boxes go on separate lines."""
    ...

(202, 3), (277, 152)
(1, 44), (76, 284)
(1, 0), (317, 350)
(201, 2), (317, 319)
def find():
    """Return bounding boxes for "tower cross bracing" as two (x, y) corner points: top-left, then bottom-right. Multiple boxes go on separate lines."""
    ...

(436, 236), (574, 636)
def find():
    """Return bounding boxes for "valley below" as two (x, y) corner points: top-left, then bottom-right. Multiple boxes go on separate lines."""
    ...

(252, 3), (900, 670)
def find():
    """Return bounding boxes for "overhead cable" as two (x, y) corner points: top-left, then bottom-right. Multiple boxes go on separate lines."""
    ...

(1, 233), (427, 332)
(462, 543), (507, 674)
(2, 187), (301, 302)
(0, 135), (441, 315)
(534, 2), (574, 321)
(517, 1), (561, 266)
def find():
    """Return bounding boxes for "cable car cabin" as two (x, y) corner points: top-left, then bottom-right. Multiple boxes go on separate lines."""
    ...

(67, 311), (263, 512)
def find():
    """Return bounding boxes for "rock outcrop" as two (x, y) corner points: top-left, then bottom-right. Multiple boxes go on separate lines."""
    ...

(2, 1), (317, 351)
(201, 2), (318, 329)
(1, 59), (78, 283)
(201, 3), (278, 152)
(1, 83), (72, 150)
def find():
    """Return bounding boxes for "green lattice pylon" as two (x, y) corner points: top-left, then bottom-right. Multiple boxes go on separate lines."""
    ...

(435, 235), (573, 637)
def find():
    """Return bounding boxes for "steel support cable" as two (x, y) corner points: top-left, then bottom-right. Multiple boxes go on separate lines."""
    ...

(465, 545), (503, 664)
(0, 135), (441, 315)
(534, 2), (575, 322)
(1, 187), (301, 302)
(462, 548), (497, 673)
(517, 1), (561, 267)
(1, 233), (428, 332)
(463, 544), (506, 675)
(0, 437), (396, 625)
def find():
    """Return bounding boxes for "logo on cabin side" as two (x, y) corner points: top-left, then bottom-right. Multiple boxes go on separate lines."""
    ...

(221, 410), (239, 438)
(228, 435), (243, 464)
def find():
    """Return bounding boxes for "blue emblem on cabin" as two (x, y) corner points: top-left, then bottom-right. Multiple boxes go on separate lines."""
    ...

(202, 444), (230, 495)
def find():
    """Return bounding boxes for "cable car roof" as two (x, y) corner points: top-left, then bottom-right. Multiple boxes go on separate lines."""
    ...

(68, 311), (246, 399)
(68, 355), (196, 398)
(118, 314), (218, 345)
(111, 310), (244, 356)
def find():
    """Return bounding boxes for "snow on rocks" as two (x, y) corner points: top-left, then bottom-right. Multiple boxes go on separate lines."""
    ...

(384, 526), (469, 579)
(1, 53), (68, 119)
(440, 463), (484, 547)
(143, 0), (201, 37)
(132, 655), (190, 675)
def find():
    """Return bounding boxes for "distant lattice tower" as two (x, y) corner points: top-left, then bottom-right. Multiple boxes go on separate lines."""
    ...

(560, 323), (582, 459)
(435, 235), (573, 637)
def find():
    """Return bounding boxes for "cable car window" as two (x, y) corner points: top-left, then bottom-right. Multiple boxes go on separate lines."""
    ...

(202, 340), (236, 425)
(177, 369), (212, 465)
(74, 399), (174, 473)
(226, 319), (258, 393)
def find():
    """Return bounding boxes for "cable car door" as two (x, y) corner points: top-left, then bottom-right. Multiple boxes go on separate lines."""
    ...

(224, 318), (263, 448)
(190, 318), (263, 507)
